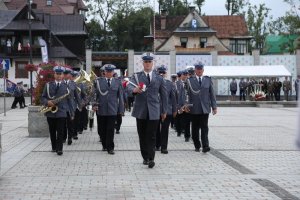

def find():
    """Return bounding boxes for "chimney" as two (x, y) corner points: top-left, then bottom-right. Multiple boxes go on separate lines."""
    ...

(161, 9), (167, 30)
(189, 6), (195, 13)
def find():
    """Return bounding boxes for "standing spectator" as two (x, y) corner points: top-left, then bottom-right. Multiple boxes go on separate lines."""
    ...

(282, 77), (291, 101)
(295, 76), (299, 101)
(267, 78), (275, 101)
(6, 38), (11, 54)
(274, 78), (282, 101)
(229, 78), (237, 101)
(239, 78), (246, 101)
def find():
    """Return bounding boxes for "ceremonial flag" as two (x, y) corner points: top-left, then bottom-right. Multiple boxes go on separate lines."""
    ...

(6, 79), (16, 94)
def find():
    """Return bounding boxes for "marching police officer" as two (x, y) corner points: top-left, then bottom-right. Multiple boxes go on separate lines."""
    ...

(155, 65), (177, 154)
(127, 52), (167, 168)
(41, 66), (72, 155)
(11, 82), (25, 109)
(186, 63), (217, 153)
(63, 68), (81, 145)
(93, 64), (124, 155)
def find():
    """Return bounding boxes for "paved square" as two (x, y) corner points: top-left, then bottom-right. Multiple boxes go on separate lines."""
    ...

(0, 107), (300, 200)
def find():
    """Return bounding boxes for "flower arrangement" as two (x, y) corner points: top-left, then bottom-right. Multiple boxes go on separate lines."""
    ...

(32, 62), (57, 105)
(138, 82), (146, 91)
(24, 64), (38, 72)
(250, 90), (266, 101)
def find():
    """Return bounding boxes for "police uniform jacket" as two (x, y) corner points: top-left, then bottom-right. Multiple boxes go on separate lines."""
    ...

(128, 71), (167, 120)
(41, 81), (72, 118)
(164, 79), (177, 115)
(65, 80), (81, 115)
(187, 76), (217, 115)
(176, 80), (186, 109)
(94, 77), (124, 116)
(13, 86), (24, 97)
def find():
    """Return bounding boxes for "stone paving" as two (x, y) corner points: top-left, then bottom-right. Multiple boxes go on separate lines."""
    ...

(0, 107), (300, 200)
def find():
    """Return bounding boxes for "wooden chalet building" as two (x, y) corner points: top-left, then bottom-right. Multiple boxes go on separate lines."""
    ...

(145, 7), (252, 55)
(0, 0), (87, 86)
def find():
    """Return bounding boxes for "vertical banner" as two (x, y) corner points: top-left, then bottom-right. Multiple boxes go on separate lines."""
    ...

(38, 37), (48, 63)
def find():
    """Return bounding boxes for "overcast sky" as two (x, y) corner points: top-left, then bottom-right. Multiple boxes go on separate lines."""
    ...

(200, 0), (291, 19)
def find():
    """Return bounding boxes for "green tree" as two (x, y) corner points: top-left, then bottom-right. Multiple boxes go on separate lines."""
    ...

(108, 7), (153, 51)
(158, 0), (189, 16)
(86, 19), (104, 51)
(194, 0), (205, 15)
(225, 0), (249, 15)
(245, 3), (270, 51)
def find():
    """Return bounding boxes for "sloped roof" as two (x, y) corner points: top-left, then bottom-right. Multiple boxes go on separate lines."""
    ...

(0, 0), (8, 10)
(4, 0), (87, 15)
(0, 10), (18, 29)
(153, 14), (249, 39)
(50, 46), (77, 58)
(44, 14), (87, 35)
(202, 15), (249, 38)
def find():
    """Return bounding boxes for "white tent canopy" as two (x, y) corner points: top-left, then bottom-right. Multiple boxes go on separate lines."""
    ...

(186, 65), (292, 78)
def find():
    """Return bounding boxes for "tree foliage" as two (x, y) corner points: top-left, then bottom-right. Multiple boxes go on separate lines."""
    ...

(158, 0), (189, 16)
(245, 3), (270, 51)
(225, 0), (249, 15)
(194, 0), (205, 15)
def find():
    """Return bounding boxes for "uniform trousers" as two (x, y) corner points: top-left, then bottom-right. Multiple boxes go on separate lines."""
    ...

(97, 115), (116, 151)
(156, 115), (172, 150)
(181, 112), (191, 139)
(136, 118), (159, 161)
(74, 109), (82, 135)
(47, 117), (66, 151)
(82, 107), (88, 129)
(63, 112), (74, 141)
(115, 114), (122, 131)
(174, 114), (181, 135)
(191, 114), (209, 149)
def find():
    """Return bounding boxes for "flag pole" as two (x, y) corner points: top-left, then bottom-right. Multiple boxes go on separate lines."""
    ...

(3, 69), (6, 117)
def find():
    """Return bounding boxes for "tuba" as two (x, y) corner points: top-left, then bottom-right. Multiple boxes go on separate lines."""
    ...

(39, 88), (70, 113)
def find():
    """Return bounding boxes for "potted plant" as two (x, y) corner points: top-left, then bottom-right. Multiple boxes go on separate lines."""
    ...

(27, 62), (56, 137)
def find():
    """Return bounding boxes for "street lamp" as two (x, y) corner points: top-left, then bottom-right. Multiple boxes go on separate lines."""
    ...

(28, 0), (33, 104)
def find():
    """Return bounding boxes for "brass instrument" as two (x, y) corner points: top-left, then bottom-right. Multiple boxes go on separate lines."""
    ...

(39, 88), (70, 113)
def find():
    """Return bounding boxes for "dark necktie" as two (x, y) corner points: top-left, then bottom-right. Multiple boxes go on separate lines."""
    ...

(107, 79), (111, 87)
(199, 77), (202, 86)
(56, 82), (60, 93)
(147, 73), (150, 83)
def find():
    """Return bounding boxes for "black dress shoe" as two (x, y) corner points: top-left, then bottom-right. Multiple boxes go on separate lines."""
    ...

(148, 160), (155, 168)
(108, 150), (115, 155)
(185, 138), (190, 142)
(177, 134), (181, 137)
(143, 160), (149, 165)
(57, 151), (63, 156)
(202, 147), (210, 153)
(195, 148), (200, 152)
(67, 140), (72, 145)
(155, 147), (160, 151)
(83, 127), (87, 130)
(161, 149), (168, 154)
(73, 136), (78, 140)
(24, 105), (28, 107)
(116, 130), (120, 134)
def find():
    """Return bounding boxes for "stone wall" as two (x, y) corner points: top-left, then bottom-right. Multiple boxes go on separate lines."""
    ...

(28, 106), (49, 137)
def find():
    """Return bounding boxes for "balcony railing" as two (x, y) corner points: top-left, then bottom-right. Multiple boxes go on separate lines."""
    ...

(0, 45), (42, 57)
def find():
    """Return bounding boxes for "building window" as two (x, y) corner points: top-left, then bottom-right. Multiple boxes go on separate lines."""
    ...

(15, 61), (28, 78)
(46, 0), (52, 6)
(180, 37), (188, 48)
(230, 40), (248, 55)
(200, 37), (207, 48)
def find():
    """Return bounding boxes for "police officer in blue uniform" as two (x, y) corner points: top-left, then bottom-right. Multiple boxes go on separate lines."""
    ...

(155, 65), (177, 154)
(41, 66), (72, 155)
(186, 63), (217, 153)
(63, 68), (81, 145)
(127, 53), (168, 168)
(93, 64), (124, 155)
